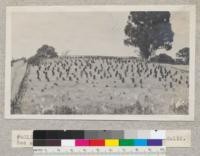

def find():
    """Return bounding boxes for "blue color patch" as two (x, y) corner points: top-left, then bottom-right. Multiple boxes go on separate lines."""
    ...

(134, 139), (147, 146)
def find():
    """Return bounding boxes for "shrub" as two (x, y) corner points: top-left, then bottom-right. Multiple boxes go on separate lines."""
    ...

(150, 53), (175, 64)
(28, 45), (58, 65)
(54, 105), (74, 114)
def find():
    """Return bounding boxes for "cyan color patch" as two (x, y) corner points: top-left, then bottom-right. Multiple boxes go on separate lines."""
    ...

(134, 139), (147, 146)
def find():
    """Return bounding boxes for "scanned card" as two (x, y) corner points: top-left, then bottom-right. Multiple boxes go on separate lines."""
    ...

(5, 5), (195, 120)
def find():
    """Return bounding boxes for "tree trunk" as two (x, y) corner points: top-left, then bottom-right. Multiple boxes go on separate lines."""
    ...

(140, 46), (150, 60)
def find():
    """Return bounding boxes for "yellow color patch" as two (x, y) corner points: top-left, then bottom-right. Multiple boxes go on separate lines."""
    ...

(105, 139), (119, 146)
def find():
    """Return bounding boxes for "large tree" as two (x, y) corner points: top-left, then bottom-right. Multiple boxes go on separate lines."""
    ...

(124, 11), (174, 59)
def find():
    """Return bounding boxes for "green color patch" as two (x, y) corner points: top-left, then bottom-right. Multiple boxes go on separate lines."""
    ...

(119, 139), (134, 146)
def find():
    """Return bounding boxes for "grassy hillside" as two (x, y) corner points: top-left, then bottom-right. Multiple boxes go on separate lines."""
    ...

(11, 59), (27, 113)
(12, 56), (189, 115)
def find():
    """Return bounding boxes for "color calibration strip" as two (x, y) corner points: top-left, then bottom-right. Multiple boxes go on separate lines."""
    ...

(12, 130), (191, 148)
(33, 130), (166, 139)
(33, 130), (163, 147)
(34, 139), (163, 147)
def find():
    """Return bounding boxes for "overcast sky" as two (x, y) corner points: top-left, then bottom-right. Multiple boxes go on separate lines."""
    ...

(11, 11), (189, 59)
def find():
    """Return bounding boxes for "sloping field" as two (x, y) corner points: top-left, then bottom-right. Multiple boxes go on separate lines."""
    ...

(12, 56), (189, 115)
(11, 60), (27, 100)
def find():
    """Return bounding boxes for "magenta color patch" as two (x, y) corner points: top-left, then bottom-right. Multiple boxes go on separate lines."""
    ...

(75, 139), (90, 146)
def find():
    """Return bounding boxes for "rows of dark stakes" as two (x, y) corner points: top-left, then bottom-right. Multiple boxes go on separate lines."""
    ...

(32, 56), (189, 90)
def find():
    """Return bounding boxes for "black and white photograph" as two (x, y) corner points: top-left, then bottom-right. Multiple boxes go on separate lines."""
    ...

(5, 5), (195, 120)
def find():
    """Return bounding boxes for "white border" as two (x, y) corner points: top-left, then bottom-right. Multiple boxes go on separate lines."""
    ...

(5, 5), (196, 120)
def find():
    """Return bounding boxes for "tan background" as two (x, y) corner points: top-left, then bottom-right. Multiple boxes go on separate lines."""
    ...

(0, 0), (199, 155)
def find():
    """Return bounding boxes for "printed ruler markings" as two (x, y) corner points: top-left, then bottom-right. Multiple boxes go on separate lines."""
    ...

(33, 146), (166, 155)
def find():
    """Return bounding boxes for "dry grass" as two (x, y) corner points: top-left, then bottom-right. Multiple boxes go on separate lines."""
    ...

(12, 56), (189, 115)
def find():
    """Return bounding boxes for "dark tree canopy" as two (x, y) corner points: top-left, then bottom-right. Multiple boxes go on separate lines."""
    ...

(28, 44), (58, 65)
(176, 47), (189, 64)
(124, 11), (174, 59)
(36, 44), (58, 58)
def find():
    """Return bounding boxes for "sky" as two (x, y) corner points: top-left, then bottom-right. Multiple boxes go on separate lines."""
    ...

(10, 11), (189, 59)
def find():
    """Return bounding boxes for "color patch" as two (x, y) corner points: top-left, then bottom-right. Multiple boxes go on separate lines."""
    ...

(150, 130), (166, 139)
(33, 139), (46, 146)
(124, 131), (137, 139)
(137, 130), (150, 139)
(105, 139), (119, 146)
(46, 130), (64, 139)
(33, 131), (47, 139)
(75, 139), (89, 146)
(62, 130), (85, 139)
(61, 139), (75, 147)
(84, 131), (100, 139)
(33, 130), (85, 139)
(119, 139), (134, 146)
(134, 139), (147, 146)
(46, 139), (61, 146)
(147, 139), (162, 146)
(89, 139), (105, 146)
(84, 130), (124, 139)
